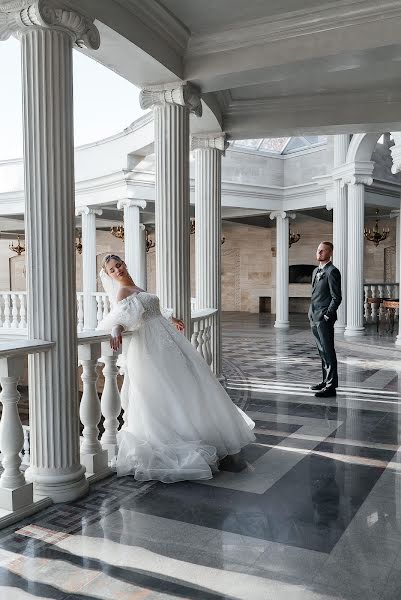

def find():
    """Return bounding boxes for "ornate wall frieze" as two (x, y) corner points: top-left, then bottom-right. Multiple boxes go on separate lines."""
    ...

(0, 0), (100, 49)
(139, 82), (202, 117)
(191, 133), (229, 155)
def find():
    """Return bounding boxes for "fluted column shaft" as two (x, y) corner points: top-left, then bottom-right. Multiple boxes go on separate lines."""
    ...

(192, 135), (226, 377)
(345, 180), (367, 336)
(396, 210), (401, 345)
(117, 199), (146, 289)
(139, 225), (147, 290)
(271, 212), (290, 329)
(332, 135), (349, 333)
(140, 82), (202, 336)
(155, 103), (190, 332)
(21, 27), (89, 501)
(76, 207), (101, 330)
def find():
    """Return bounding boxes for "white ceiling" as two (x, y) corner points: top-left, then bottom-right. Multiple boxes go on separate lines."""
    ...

(68, 0), (401, 138)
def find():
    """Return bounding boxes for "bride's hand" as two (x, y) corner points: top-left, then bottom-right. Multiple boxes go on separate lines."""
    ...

(110, 325), (123, 351)
(172, 317), (185, 332)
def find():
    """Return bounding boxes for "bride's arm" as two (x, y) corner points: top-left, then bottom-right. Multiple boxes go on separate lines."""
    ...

(110, 325), (124, 351)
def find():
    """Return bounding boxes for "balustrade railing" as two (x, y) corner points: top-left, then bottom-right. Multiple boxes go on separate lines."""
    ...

(364, 283), (399, 323)
(0, 292), (27, 330)
(4, 306), (218, 520)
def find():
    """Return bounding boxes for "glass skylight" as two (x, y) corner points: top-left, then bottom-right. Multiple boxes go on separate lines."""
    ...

(232, 136), (327, 155)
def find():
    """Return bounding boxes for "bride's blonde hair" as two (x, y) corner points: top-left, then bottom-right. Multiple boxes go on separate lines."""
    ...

(101, 254), (124, 274)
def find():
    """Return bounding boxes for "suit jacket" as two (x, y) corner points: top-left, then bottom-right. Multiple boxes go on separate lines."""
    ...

(308, 262), (342, 323)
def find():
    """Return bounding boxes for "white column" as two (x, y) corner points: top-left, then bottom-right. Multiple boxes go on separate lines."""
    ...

(270, 211), (293, 329)
(332, 134), (349, 333)
(344, 175), (372, 337)
(75, 206), (102, 331)
(390, 141), (401, 344)
(140, 83), (202, 336)
(191, 133), (227, 378)
(139, 225), (147, 290)
(117, 199), (146, 288)
(1, 1), (100, 502)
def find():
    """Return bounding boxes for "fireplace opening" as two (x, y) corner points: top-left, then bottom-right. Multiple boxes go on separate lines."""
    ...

(289, 264), (315, 284)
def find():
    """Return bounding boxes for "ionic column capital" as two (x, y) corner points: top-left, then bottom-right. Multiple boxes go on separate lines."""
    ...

(0, 0), (100, 49)
(191, 132), (228, 155)
(269, 211), (295, 221)
(342, 174), (373, 187)
(117, 199), (147, 211)
(75, 206), (103, 217)
(139, 81), (202, 117)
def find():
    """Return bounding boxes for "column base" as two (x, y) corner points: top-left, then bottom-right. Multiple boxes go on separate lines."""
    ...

(334, 324), (346, 333)
(25, 464), (88, 504)
(344, 327), (365, 337)
(274, 320), (290, 329)
(217, 374), (227, 388)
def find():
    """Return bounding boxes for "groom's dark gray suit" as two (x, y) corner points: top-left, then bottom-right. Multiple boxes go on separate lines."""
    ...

(308, 262), (342, 390)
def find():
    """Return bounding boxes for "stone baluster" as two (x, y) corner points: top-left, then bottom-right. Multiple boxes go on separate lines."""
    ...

(10, 294), (18, 328)
(19, 294), (27, 329)
(77, 294), (84, 332)
(344, 172), (373, 336)
(99, 343), (122, 462)
(140, 82), (202, 336)
(78, 342), (109, 476)
(3, 295), (11, 328)
(363, 285), (369, 322)
(96, 297), (103, 327)
(0, 356), (33, 510)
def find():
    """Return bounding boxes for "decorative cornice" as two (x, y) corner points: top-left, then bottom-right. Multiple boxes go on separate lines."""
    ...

(190, 133), (228, 155)
(75, 206), (102, 217)
(0, 0), (100, 49)
(187, 0), (401, 57)
(117, 199), (147, 210)
(139, 82), (202, 117)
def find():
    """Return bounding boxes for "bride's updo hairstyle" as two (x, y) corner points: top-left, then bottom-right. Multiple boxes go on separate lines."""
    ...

(101, 254), (124, 275)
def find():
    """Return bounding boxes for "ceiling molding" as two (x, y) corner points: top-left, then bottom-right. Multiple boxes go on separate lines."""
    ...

(115, 0), (189, 55)
(187, 0), (401, 57)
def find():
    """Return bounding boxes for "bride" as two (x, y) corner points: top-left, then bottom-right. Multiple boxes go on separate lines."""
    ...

(97, 253), (255, 483)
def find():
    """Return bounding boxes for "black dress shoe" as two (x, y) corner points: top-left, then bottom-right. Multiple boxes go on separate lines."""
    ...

(315, 387), (337, 398)
(310, 382), (325, 391)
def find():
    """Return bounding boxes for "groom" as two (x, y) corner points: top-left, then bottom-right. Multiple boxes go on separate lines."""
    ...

(308, 241), (342, 398)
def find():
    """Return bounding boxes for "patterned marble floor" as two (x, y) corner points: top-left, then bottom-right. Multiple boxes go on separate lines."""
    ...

(1, 313), (401, 599)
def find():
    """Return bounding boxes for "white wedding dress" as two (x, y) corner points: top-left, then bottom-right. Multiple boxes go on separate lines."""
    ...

(98, 292), (255, 483)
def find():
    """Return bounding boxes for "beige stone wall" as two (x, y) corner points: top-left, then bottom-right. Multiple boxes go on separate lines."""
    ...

(3, 216), (398, 314)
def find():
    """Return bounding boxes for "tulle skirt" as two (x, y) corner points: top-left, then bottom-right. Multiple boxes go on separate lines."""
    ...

(115, 315), (255, 483)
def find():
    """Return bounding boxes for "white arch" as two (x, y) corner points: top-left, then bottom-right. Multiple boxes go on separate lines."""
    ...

(346, 133), (382, 164)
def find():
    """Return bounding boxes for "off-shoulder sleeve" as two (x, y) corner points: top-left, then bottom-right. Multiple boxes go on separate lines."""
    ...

(96, 295), (145, 332)
(161, 307), (174, 322)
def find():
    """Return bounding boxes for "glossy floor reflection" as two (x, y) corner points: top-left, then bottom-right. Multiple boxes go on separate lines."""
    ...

(1, 313), (401, 599)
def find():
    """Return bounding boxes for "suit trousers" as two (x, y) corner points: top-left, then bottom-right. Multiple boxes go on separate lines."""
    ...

(311, 319), (338, 389)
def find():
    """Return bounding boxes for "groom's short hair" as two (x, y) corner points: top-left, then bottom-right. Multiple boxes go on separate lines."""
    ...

(321, 241), (333, 252)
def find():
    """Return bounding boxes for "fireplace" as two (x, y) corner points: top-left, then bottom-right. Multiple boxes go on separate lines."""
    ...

(289, 264), (315, 284)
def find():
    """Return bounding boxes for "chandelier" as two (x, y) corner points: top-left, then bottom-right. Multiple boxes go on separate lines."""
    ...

(364, 209), (390, 247)
(110, 225), (124, 241)
(9, 235), (25, 256)
(145, 229), (155, 253)
(75, 230), (83, 255)
(289, 227), (301, 248)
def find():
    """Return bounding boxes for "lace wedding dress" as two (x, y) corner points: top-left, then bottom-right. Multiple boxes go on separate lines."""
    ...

(98, 292), (255, 483)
